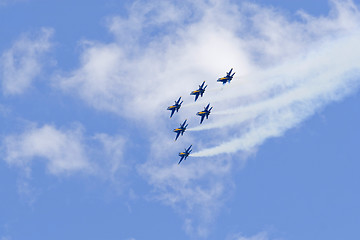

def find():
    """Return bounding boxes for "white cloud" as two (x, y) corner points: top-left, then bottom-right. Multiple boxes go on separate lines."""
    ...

(1, 236), (12, 240)
(229, 232), (269, 240)
(57, 0), (252, 123)
(56, 0), (360, 236)
(94, 133), (127, 180)
(2, 124), (127, 182)
(0, 0), (24, 6)
(2, 124), (127, 179)
(1, 123), (128, 203)
(0, 28), (53, 95)
(2, 124), (92, 175)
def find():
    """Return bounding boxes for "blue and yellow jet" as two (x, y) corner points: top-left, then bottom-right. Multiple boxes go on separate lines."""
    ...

(173, 119), (188, 141)
(196, 103), (213, 124)
(190, 81), (207, 101)
(167, 97), (183, 118)
(217, 68), (235, 84)
(178, 145), (192, 165)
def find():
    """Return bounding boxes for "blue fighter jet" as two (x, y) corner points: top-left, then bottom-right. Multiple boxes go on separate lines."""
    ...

(196, 103), (213, 124)
(178, 145), (192, 165)
(190, 81), (207, 101)
(217, 68), (235, 84)
(167, 97), (183, 118)
(173, 119), (188, 141)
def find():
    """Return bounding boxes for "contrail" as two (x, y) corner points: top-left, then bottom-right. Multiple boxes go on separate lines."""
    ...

(181, 73), (274, 109)
(191, 31), (360, 157)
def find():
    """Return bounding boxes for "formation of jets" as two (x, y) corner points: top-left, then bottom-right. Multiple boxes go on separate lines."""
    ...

(166, 68), (235, 165)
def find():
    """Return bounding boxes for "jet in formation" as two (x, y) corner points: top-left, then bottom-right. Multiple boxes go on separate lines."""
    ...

(173, 119), (188, 141)
(196, 103), (213, 124)
(178, 145), (192, 164)
(217, 68), (235, 84)
(190, 81), (207, 101)
(167, 97), (183, 118)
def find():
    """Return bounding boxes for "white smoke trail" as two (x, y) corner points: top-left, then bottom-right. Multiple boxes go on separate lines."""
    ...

(191, 31), (360, 157)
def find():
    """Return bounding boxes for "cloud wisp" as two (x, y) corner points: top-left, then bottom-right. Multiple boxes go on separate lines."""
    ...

(230, 232), (269, 240)
(0, 28), (53, 95)
(2, 124), (92, 176)
(1, 123), (126, 178)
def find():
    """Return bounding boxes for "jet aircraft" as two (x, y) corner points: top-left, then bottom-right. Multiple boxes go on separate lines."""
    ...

(173, 119), (188, 141)
(217, 68), (235, 84)
(196, 103), (213, 124)
(190, 81), (207, 101)
(178, 145), (192, 165)
(167, 97), (183, 118)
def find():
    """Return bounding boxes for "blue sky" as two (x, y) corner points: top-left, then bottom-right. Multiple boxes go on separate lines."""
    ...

(0, 0), (360, 239)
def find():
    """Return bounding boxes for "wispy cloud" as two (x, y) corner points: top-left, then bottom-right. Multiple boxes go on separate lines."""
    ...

(94, 133), (127, 180)
(0, 28), (53, 95)
(228, 232), (269, 240)
(2, 123), (127, 177)
(1, 122), (128, 204)
(0, 0), (8, 5)
(0, 0), (26, 6)
(1, 236), (12, 240)
(56, 0), (360, 236)
(2, 124), (92, 175)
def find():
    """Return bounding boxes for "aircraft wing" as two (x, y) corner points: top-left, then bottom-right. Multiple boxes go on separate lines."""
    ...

(175, 132), (181, 141)
(178, 156), (185, 165)
(194, 94), (199, 101)
(205, 103), (210, 110)
(200, 115), (205, 124)
(170, 109), (176, 118)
